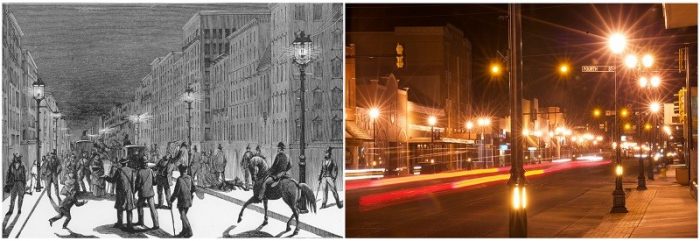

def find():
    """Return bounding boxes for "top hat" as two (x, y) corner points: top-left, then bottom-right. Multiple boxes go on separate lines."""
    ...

(277, 142), (285, 150)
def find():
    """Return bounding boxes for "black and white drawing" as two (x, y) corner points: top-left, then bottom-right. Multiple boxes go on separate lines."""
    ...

(2, 3), (344, 238)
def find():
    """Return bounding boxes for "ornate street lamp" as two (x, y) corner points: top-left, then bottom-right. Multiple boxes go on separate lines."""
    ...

(292, 30), (312, 214)
(32, 77), (46, 192)
(183, 84), (195, 175)
(52, 112), (61, 153)
(607, 33), (628, 213)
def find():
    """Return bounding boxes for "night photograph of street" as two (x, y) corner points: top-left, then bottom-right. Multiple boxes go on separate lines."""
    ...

(344, 3), (697, 238)
(2, 3), (344, 238)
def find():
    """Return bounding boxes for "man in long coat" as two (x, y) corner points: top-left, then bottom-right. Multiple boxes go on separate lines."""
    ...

(318, 147), (342, 209)
(5, 154), (27, 215)
(212, 144), (227, 184)
(257, 142), (290, 200)
(44, 150), (63, 202)
(135, 156), (159, 229)
(240, 145), (253, 189)
(154, 153), (173, 208)
(169, 165), (196, 237)
(106, 158), (136, 230)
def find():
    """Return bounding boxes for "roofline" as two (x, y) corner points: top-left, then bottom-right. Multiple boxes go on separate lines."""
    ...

(23, 49), (38, 70)
(6, 11), (25, 36)
(183, 10), (270, 31)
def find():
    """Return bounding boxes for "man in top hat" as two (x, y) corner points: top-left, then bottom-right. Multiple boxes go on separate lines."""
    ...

(76, 152), (90, 193)
(44, 149), (63, 202)
(257, 142), (291, 201)
(106, 158), (136, 230)
(240, 144), (253, 190)
(318, 147), (343, 209)
(135, 158), (159, 229)
(169, 164), (196, 237)
(212, 144), (227, 184)
(5, 154), (27, 215)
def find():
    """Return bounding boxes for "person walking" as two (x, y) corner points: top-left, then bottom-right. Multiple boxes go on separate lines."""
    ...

(318, 147), (343, 209)
(48, 176), (87, 229)
(135, 158), (159, 230)
(106, 158), (136, 230)
(44, 150), (63, 201)
(169, 165), (196, 238)
(5, 154), (27, 215)
(240, 145), (253, 189)
(154, 153), (173, 208)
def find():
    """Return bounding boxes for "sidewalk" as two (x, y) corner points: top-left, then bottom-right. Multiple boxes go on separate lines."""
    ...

(583, 167), (697, 238)
(206, 185), (345, 238)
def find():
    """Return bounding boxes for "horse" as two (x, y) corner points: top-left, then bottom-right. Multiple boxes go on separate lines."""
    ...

(236, 156), (316, 235)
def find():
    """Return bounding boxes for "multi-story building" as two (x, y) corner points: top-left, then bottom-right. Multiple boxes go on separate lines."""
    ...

(181, 10), (269, 149)
(19, 49), (38, 166)
(210, 16), (272, 179)
(3, 9), (25, 169)
(269, 3), (344, 189)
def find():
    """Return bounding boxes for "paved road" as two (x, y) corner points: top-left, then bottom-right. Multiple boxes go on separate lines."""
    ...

(346, 161), (616, 237)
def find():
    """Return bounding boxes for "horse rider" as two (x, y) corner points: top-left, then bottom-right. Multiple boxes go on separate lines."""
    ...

(240, 144), (253, 189)
(257, 142), (291, 201)
(5, 154), (27, 215)
(318, 147), (343, 209)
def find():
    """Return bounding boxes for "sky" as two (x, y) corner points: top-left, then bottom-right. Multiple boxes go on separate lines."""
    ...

(5, 3), (268, 132)
(346, 3), (697, 125)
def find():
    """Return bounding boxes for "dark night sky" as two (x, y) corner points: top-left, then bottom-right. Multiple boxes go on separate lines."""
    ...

(6, 4), (268, 132)
(347, 4), (697, 125)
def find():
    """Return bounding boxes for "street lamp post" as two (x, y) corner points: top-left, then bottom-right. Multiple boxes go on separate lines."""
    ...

(293, 31), (312, 214)
(608, 33), (628, 213)
(184, 84), (195, 175)
(507, 4), (527, 237)
(630, 53), (657, 187)
(428, 115), (437, 167)
(52, 112), (61, 153)
(648, 102), (661, 180)
(32, 78), (46, 192)
(478, 117), (490, 169)
(369, 107), (380, 167)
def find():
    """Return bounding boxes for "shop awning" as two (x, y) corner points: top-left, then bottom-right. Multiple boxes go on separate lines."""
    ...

(345, 121), (372, 141)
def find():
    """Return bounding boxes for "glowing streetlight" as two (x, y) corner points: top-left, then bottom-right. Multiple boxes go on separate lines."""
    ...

(593, 108), (601, 118)
(465, 121), (474, 130)
(428, 116), (437, 127)
(369, 107), (380, 120)
(620, 108), (629, 118)
(559, 64), (570, 75)
(650, 75), (661, 88)
(639, 76), (649, 88)
(641, 54), (653, 68)
(608, 33), (627, 54)
(624, 54), (638, 69)
(490, 63), (502, 76)
(649, 102), (661, 113)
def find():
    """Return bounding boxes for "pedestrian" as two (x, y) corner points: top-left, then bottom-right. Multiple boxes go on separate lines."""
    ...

(240, 144), (253, 189)
(257, 142), (290, 201)
(90, 153), (106, 197)
(49, 177), (87, 229)
(105, 158), (136, 230)
(318, 147), (343, 209)
(169, 165), (196, 238)
(190, 145), (201, 177)
(5, 154), (27, 215)
(44, 150), (63, 202)
(135, 157), (159, 230)
(213, 144), (227, 184)
(76, 152), (90, 193)
(154, 154), (173, 208)
(26, 158), (38, 196)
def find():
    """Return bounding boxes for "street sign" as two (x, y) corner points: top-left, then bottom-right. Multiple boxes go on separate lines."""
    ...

(582, 65), (615, 73)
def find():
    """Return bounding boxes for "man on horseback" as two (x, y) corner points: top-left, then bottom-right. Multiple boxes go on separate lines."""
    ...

(257, 142), (291, 201)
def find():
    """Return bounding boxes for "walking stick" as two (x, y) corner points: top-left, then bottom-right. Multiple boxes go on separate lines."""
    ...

(314, 179), (322, 202)
(169, 206), (176, 236)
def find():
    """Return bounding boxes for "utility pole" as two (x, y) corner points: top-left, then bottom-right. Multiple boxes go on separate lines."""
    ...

(507, 4), (527, 237)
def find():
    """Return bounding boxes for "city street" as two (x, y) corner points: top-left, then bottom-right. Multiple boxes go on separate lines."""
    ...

(2, 181), (341, 238)
(347, 159), (626, 237)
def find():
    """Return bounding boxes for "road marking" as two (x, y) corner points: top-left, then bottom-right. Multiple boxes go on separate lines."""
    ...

(202, 188), (341, 238)
(13, 188), (46, 238)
